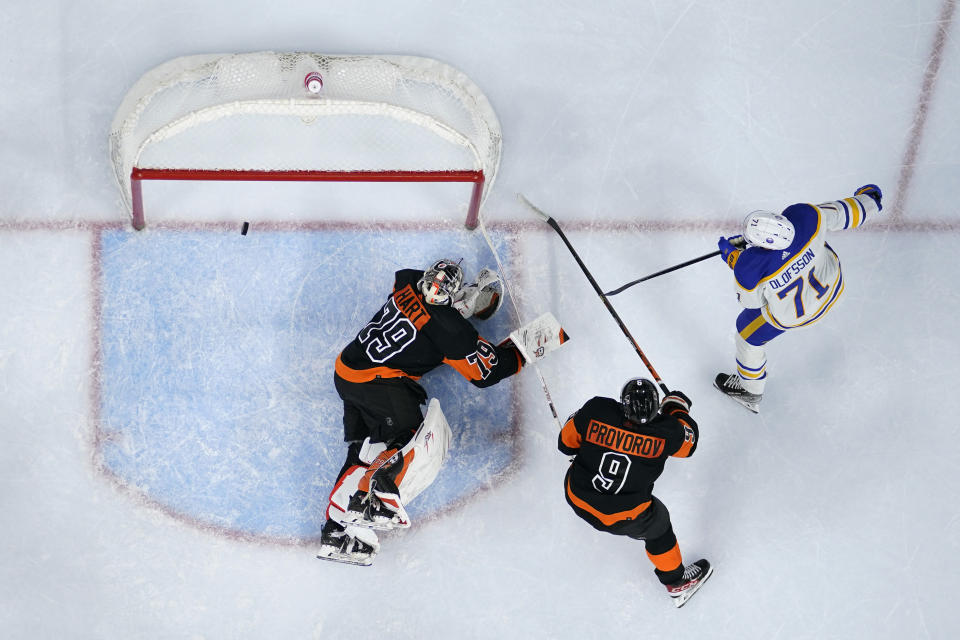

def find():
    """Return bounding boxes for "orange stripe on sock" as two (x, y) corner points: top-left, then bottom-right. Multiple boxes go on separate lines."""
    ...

(647, 542), (683, 573)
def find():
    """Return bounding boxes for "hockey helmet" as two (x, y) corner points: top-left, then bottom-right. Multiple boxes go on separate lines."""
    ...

(621, 377), (660, 424)
(418, 258), (464, 305)
(743, 210), (795, 250)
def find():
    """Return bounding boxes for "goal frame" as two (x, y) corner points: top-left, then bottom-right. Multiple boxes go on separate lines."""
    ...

(128, 168), (485, 230)
(111, 53), (501, 230)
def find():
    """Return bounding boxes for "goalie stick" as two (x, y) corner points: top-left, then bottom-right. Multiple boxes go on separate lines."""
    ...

(519, 194), (669, 395)
(475, 212), (564, 430)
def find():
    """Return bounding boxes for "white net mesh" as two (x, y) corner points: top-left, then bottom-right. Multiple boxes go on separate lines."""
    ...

(109, 52), (502, 217)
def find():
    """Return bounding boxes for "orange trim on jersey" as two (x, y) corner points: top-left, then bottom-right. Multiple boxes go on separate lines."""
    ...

(584, 420), (665, 459)
(442, 337), (504, 382)
(647, 542), (683, 572)
(672, 417), (696, 458)
(393, 284), (431, 330)
(335, 353), (419, 383)
(560, 417), (582, 450)
(565, 476), (650, 526)
(443, 355), (483, 381)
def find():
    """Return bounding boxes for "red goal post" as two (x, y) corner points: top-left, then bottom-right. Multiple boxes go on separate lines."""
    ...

(109, 53), (502, 230)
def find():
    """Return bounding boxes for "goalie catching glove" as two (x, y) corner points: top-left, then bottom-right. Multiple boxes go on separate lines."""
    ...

(453, 267), (504, 320)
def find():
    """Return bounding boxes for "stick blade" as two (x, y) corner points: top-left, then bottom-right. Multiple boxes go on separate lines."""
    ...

(517, 193), (551, 222)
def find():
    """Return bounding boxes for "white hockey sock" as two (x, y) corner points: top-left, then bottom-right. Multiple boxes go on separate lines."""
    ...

(734, 334), (767, 395)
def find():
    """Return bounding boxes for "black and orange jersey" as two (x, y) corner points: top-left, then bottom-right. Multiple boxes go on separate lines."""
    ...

(557, 395), (698, 529)
(336, 269), (523, 388)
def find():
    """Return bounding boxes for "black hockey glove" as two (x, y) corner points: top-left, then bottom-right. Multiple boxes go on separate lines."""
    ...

(855, 184), (882, 211)
(661, 390), (692, 413)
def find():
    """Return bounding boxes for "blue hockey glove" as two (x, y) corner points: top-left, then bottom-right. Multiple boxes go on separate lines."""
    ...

(718, 236), (745, 261)
(855, 184), (882, 211)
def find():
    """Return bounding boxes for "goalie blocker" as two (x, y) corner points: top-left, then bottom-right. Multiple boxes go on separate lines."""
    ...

(508, 312), (570, 363)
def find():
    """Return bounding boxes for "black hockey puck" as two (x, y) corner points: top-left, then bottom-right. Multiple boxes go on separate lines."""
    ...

(241, 221), (249, 235)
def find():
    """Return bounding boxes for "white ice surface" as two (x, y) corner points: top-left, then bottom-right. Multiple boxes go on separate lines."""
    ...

(2, 1), (959, 639)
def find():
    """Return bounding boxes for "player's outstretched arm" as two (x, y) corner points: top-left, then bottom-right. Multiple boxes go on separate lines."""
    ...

(818, 184), (882, 231)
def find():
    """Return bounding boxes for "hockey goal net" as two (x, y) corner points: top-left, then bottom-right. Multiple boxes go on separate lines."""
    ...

(109, 52), (502, 229)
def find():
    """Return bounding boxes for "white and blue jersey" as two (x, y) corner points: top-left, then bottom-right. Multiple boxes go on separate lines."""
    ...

(729, 194), (879, 330)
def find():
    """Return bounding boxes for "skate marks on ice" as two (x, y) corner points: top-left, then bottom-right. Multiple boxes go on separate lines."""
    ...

(93, 226), (521, 543)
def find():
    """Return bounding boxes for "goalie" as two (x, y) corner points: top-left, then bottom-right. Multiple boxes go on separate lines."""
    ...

(318, 258), (566, 565)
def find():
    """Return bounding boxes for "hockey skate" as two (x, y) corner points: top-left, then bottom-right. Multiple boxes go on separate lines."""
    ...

(341, 483), (411, 531)
(714, 373), (761, 413)
(665, 559), (714, 608)
(316, 520), (380, 566)
(341, 452), (412, 532)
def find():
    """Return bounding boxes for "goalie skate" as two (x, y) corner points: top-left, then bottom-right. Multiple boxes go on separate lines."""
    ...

(714, 373), (761, 413)
(341, 487), (411, 531)
(316, 522), (379, 566)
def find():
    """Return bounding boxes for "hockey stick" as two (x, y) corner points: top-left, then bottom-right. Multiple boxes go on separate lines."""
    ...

(518, 194), (669, 394)
(475, 211), (564, 430)
(604, 250), (721, 296)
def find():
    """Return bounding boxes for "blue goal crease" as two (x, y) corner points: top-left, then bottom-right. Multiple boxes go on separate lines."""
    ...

(97, 228), (518, 539)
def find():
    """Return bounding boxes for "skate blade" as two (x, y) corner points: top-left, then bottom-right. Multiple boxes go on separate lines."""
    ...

(673, 565), (715, 608)
(340, 511), (410, 531)
(713, 382), (760, 413)
(316, 549), (374, 566)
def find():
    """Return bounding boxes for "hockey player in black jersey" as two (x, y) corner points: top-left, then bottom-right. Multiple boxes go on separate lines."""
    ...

(318, 258), (526, 565)
(558, 378), (712, 607)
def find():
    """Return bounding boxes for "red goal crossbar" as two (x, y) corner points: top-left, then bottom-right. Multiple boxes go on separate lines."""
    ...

(129, 168), (486, 230)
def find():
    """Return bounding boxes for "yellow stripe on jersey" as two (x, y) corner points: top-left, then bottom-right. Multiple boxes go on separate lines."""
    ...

(843, 197), (862, 228)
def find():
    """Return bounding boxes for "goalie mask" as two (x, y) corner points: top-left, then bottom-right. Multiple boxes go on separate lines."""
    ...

(418, 259), (464, 305)
(621, 377), (659, 425)
(743, 210), (795, 250)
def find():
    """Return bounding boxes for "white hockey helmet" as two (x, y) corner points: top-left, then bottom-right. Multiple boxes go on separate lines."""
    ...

(418, 259), (464, 305)
(742, 210), (795, 250)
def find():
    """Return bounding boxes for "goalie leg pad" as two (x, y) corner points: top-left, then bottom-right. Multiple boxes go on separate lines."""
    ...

(345, 446), (412, 531)
(343, 398), (452, 531)
(395, 397), (452, 503)
(326, 464), (367, 525)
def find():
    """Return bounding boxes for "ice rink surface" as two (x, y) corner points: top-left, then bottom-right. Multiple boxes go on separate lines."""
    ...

(2, 1), (959, 638)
